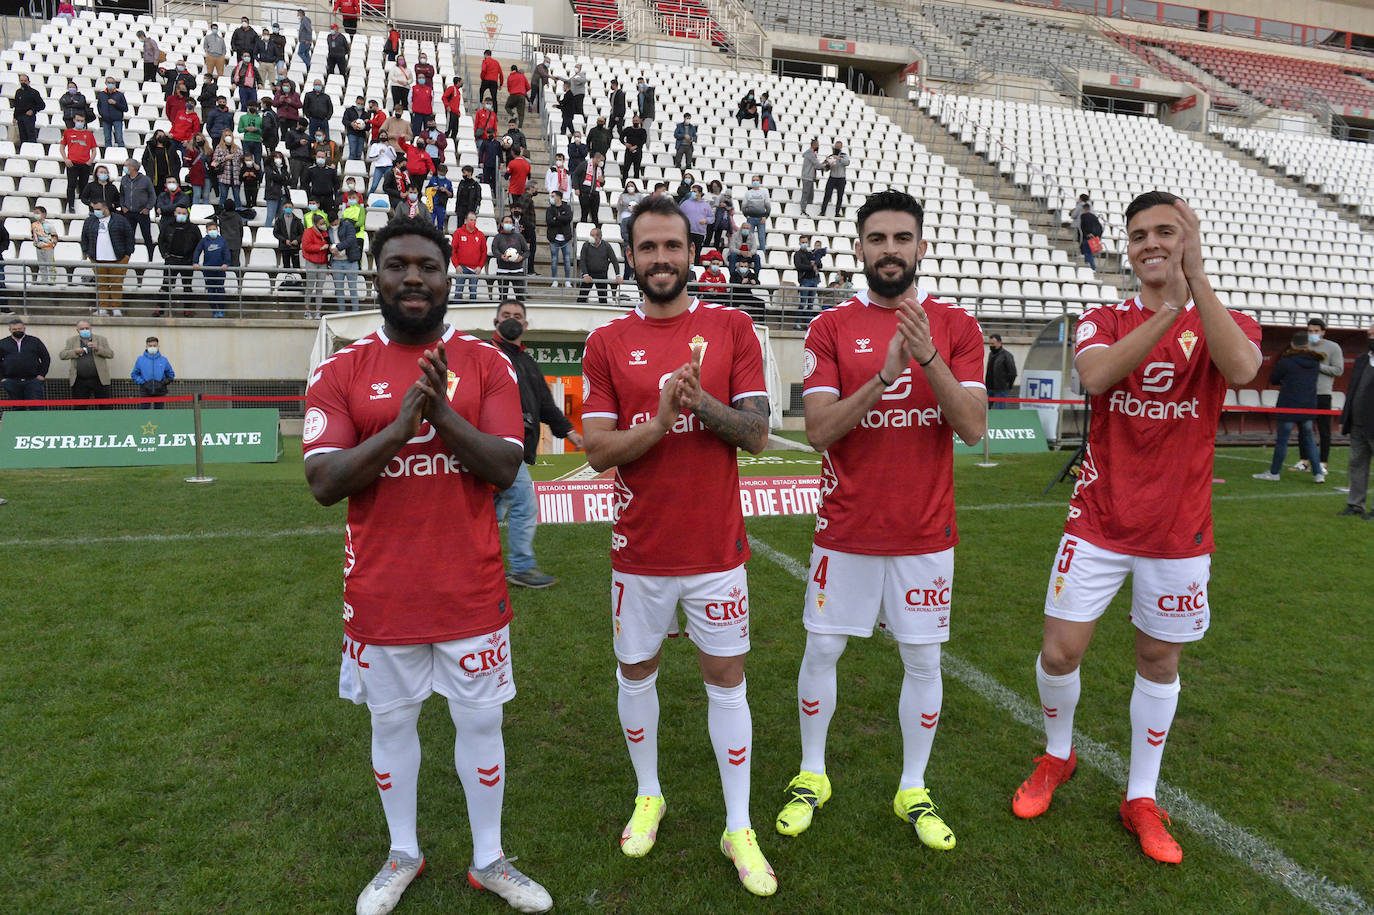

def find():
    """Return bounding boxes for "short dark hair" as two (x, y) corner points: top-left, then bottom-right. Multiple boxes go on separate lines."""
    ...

(1307, 316), (1327, 330)
(626, 193), (692, 250)
(146, 335), (159, 343)
(990, 333), (1002, 342)
(1125, 190), (1183, 227)
(856, 189), (925, 237)
(371, 215), (452, 264)
(496, 299), (525, 315)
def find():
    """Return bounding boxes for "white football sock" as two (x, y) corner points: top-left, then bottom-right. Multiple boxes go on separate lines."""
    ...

(448, 701), (506, 869)
(796, 632), (848, 774)
(1036, 653), (1081, 760)
(705, 677), (752, 833)
(897, 641), (942, 791)
(370, 702), (423, 859)
(1126, 673), (1180, 802)
(617, 668), (661, 797)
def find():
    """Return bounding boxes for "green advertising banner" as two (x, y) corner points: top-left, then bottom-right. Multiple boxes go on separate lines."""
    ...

(0, 409), (280, 469)
(953, 409), (1047, 454)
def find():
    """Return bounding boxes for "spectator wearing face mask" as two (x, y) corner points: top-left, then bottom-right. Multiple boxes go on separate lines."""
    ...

(328, 211), (364, 310)
(230, 17), (256, 59)
(0, 319), (50, 405)
(504, 146), (530, 207)
(241, 155), (263, 209)
(343, 95), (370, 162)
(132, 336), (175, 408)
(333, 0), (361, 36)
(304, 149), (342, 220)
(185, 136), (214, 205)
(273, 80), (303, 133)
(705, 189), (733, 253)
(301, 211), (331, 319)
(60, 111), (98, 212)
(425, 164), (452, 231)
(13, 74), (44, 145)
(576, 226), (619, 305)
(454, 165), (482, 224)
(396, 134), (434, 192)
(59, 80), (94, 130)
(232, 53), (262, 109)
(204, 22), (227, 78)
(81, 202), (135, 316)
(238, 101), (264, 166)
(119, 159), (157, 258)
(60, 320), (115, 405)
(80, 164), (120, 213)
(680, 184), (713, 263)
(30, 207), (59, 285)
(533, 56), (551, 114)
(622, 116), (646, 180)
(490, 216), (528, 299)
(556, 84), (577, 136)
(95, 78), (128, 149)
(794, 234), (826, 315)
(819, 140), (850, 217)
(325, 23), (350, 78)
(673, 114), (696, 171)
(567, 132), (587, 186)
(367, 129), (397, 195)
(212, 134), (245, 209)
(303, 79), (334, 142)
(502, 118), (526, 166)
(450, 212), (488, 302)
(192, 220), (231, 317)
(383, 105), (413, 150)
(409, 72), (435, 137)
(155, 176), (192, 238)
(697, 251), (729, 299)
(442, 76), (464, 141)
(157, 204), (200, 309)
(388, 53), (412, 111)
(257, 24), (283, 85)
(577, 152), (604, 228)
(479, 49), (503, 108)
(274, 201), (304, 280)
(284, 120), (313, 188)
(545, 190), (574, 286)
(740, 174), (771, 251)
(478, 129), (500, 192)
(728, 221), (760, 277)
(206, 95), (235, 144)
(392, 186), (430, 222)
(260, 152), (288, 228)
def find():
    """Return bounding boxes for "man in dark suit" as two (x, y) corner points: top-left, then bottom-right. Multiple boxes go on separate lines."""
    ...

(1339, 322), (1374, 519)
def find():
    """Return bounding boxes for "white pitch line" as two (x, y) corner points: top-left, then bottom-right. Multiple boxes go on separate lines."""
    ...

(0, 527), (338, 549)
(1214, 453), (1346, 475)
(749, 537), (1371, 915)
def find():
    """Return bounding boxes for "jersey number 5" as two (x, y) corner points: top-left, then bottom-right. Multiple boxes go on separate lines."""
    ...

(1056, 539), (1078, 574)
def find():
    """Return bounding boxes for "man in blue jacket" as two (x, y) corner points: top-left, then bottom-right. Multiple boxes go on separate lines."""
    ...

(1254, 331), (1325, 484)
(131, 336), (175, 409)
(194, 220), (232, 318)
(96, 78), (129, 149)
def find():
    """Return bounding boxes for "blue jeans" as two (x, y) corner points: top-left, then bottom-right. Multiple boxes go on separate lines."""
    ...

(101, 120), (124, 148)
(238, 86), (258, 109)
(454, 266), (480, 301)
(368, 165), (389, 194)
(347, 134), (365, 161)
(1080, 239), (1097, 270)
(218, 183), (242, 208)
(192, 184), (209, 204)
(332, 258), (360, 309)
(1269, 420), (1321, 475)
(262, 198), (280, 227)
(204, 268), (226, 312)
(989, 389), (1012, 409)
(799, 276), (818, 308)
(549, 239), (572, 279)
(297, 39), (312, 67)
(747, 216), (766, 251)
(494, 462), (537, 574)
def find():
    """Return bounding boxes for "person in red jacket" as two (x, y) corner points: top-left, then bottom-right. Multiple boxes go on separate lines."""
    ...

(409, 73), (435, 137)
(505, 64), (529, 129)
(397, 134), (435, 188)
(169, 107), (202, 150)
(61, 114), (99, 212)
(441, 76), (464, 141)
(368, 103), (387, 141)
(451, 211), (488, 301)
(301, 211), (331, 318)
(478, 49), (502, 108)
(697, 250), (729, 299)
(473, 99), (498, 141)
(332, 0), (360, 36)
(504, 147), (530, 207)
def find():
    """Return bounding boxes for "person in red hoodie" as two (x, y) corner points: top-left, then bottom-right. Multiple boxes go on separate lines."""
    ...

(451, 211), (488, 301)
(61, 113), (98, 212)
(409, 71), (434, 137)
(332, 0), (360, 36)
(397, 134), (435, 189)
(478, 49), (502, 108)
(169, 106), (202, 152)
(504, 147), (530, 207)
(368, 101), (387, 142)
(697, 249), (729, 300)
(301, 211), (331, 318)
(441, 76), (464, 141)
(505, 64), (529, 129)
(473, 97), (498, 141)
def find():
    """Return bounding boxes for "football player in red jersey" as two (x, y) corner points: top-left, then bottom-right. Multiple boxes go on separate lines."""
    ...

(774, 190), (987, 851)
(581, 194), (778, 897)
(1011, 192), (1261, 864)
(304, 217), (552, 914)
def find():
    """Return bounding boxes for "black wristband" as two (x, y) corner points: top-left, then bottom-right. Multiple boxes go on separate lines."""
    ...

(918, 351), (938, 367)
(876, 370), (893, 387)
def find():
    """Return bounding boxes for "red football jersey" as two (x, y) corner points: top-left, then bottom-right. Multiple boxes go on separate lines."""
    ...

(582, 299), (767, 575)
(304, 326), (525, 644)
(803, 289), (986, 555)
(1067, 298), (1262, 558)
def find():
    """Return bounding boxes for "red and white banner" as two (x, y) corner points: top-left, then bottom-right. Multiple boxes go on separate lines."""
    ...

(533, 476), (823, 524)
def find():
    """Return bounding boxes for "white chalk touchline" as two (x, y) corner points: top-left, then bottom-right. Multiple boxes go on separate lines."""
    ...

(749, 537), (1370, 915)
(0, 527), (338, 548)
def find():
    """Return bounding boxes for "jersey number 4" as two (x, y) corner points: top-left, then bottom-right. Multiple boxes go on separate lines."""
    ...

(812, 555), (829, 590)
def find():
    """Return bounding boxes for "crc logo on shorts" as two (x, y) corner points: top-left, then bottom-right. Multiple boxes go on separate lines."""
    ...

(905, 577), (951, 611)
(629, 348), (648, 365)
(1139, 361), (1175, 393)
(459, 631), (510, 678)
(704, 585), (747, 627)
(303, 407), (328, 444)
(802, 347), (817, 379)
(369, 381), (392, 400)
(1157, 581), (1206, 613)
(854, 338), (873, 354)
(1075, 320), (1097, 346)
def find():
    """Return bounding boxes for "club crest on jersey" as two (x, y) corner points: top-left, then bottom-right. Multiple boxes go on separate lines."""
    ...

(1053, 575), (1066, 603)
(369, 381), (392, 400)
(1177, 330), (1198, 360)
(690, 334), (708, 365)
(446, 371), (460, 400)
(854, 337), (873, 354)
(629, 348), (648, 365)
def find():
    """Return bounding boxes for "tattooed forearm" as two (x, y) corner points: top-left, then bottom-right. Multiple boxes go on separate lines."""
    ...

(692, 393), (770, 453)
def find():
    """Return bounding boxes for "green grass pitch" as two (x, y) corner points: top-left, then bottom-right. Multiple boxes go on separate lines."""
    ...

(3, 443), (1370, 913)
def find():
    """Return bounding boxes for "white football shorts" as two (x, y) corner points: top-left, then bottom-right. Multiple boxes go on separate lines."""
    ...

(802, 545), (954, 644)
(611, 564), (751, 663)
(1043, 534), (1211, 643)
(339, 625), (517, 713)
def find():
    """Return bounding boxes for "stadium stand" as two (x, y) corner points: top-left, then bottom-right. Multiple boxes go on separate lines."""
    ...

(573, 0), (628, 40)
(549, 52), (1114, 318)
(1217, 125), (1374, 219)
(920, 90), (1374, 326)
(1104, 32), (1241, 107)
(1158, 38), (1374, 111)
